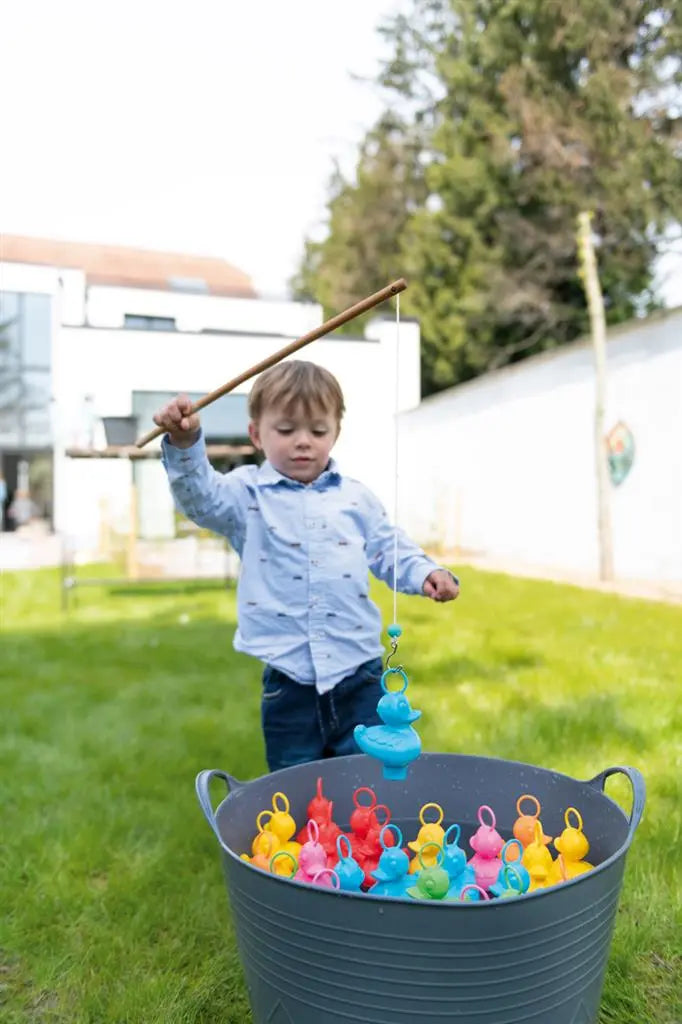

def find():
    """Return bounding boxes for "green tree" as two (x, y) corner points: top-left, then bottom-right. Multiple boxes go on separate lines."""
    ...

(297, 0), (682, 395)
(291, 112), (429, 328)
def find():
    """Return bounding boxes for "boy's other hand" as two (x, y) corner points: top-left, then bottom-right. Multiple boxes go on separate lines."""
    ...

(153, 394), (201, 448)
(423, 569), (459, 603)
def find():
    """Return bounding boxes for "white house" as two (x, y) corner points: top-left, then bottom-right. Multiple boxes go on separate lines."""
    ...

(3, 235), (680, 589)
(0, 236), (418, 557)
(396, 307), (682, 587)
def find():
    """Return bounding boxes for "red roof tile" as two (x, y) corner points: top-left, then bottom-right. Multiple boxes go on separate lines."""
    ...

(0, 234), (255, 297)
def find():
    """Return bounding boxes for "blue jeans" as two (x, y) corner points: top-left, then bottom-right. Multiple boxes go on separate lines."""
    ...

(261, 658), (384, 772)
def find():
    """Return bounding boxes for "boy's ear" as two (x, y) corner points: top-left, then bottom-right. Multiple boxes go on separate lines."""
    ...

(248, 421), (262, 449)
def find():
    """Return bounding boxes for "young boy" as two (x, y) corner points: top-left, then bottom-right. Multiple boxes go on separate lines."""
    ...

(155, 360), (459, 772)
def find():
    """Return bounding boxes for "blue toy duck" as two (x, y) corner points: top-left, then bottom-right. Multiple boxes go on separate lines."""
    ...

(354, 666), (422, 781)
(489, 839), (530, 898)
(369, 825), (412, 899)
(333, 834), (365, 893)
(442, 824), (479, 899)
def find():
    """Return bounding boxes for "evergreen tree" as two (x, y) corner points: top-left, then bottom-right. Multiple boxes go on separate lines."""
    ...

(296, 0), (682, 394)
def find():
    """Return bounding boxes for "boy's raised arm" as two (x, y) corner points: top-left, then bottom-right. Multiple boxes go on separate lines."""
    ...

(161, 429), (243, 540)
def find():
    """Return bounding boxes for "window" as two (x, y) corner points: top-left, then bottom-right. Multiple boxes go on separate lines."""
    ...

(124, 314), (177, 331)
(0, 291), (53, 448)
(132, 390), (250, 443)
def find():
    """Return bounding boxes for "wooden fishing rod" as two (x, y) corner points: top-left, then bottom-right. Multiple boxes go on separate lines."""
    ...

(135, 277), (407, 448)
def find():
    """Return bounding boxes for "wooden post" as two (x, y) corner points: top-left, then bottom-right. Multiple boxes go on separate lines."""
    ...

(127, 481), (139, 581)
(577, 212), (614, 581)
(98, 497), (111, 560)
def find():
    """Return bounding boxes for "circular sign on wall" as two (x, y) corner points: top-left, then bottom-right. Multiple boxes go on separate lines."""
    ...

(606, 421), (635, 486)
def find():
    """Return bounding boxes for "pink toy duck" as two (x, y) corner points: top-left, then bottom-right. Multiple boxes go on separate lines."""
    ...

(293, 820), (328, 883)
(468, 805), (505, 890)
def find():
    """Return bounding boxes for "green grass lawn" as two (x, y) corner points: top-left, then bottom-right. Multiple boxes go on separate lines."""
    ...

(1, 565), (680, 1024)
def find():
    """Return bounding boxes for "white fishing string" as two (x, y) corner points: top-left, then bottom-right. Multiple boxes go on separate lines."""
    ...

(392, 292), (400, 627)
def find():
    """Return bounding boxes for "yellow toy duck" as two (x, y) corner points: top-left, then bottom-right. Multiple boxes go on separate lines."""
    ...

(521, 819), (554, 891)
(255, 794), (302, 861)
(407, 803), (446, 875)
(242, 828), (279, 870)
(547, 808), (593, 885)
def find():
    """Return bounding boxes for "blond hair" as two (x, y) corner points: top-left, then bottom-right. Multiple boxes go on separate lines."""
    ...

(248, 360), (345, 423)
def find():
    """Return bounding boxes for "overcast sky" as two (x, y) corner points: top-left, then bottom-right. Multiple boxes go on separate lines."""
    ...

(1, 0), (397, 295)
(2, 0), (680, 303)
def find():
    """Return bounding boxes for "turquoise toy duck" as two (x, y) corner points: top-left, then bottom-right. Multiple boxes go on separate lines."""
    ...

(354, 668), (422, 781)
(369, 825), (412, 898)
(442, 824), (479, 899)
(490, 839), (530, 898)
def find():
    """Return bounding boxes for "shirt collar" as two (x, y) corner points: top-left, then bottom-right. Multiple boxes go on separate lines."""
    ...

(256, 458), (341, 488)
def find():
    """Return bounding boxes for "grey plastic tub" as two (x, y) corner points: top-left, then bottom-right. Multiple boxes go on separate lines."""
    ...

(196, 753), (644, 1024)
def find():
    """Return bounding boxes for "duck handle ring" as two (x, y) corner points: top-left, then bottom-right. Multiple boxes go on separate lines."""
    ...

(501, 838), (524, 864)
(478, 804), (497, 829)
(256, 809), (273, 832)
(379, 823), (403, 850)
(503, 865), (525, 891)
(271, 792), (290, 814)
(419, 802), (444, 827)
(270, 850), (297, 878)
(336, 834), (353, 861)
(444, 823), (461, 847)
(565, 807), (584, 831)
(306, 819), (321, 844)
(516, 794), (541, 818)
(380, 668), (409, 694)
(417, 841), (445, 870)
(461, 884), (490, 901)
(352, 787), (377, 810)
(311, 868), (341, 890)
(369, 804), (392, 829)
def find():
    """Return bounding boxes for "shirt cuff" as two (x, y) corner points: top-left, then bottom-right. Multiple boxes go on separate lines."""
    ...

(410, 563), (460, 595)
(161, 429), (206, 482)
(407, 558), (441, 596)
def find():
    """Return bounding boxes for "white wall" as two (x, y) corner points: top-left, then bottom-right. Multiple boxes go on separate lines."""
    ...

(52, 315), (420, 545)
(0, 261), (86, 324)
(397, 310), (682, 584)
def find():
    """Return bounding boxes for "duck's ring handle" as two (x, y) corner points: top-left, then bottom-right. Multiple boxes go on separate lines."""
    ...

(381, 668), (409, 694)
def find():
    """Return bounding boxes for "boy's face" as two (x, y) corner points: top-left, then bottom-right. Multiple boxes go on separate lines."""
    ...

(248, 403), (340, 483)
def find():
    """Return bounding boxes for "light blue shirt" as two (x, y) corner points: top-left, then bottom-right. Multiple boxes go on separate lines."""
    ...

(162, 432), (444, 694)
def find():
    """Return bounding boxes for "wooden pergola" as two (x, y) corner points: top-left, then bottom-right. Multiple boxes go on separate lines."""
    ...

(61, 442), (254, 609)
(65, 443), (254, 460)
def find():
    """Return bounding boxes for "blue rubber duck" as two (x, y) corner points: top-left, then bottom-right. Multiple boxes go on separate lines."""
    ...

(442, 824), (479, 900)
(354, 667), (422, 781)
(489, 839), (530, 899)
(369, 825), (412, 899)
(490, 864), (529, 900)
(333, 834), (365, 893)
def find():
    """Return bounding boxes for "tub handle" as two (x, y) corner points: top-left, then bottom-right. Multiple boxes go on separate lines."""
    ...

(585, 765), (645, 840)
(195, 769), (245, 840)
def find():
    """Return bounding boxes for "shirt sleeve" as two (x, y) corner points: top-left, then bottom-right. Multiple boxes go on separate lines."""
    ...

(362, 487), (451, 596)
(161, 430), (244, 541)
